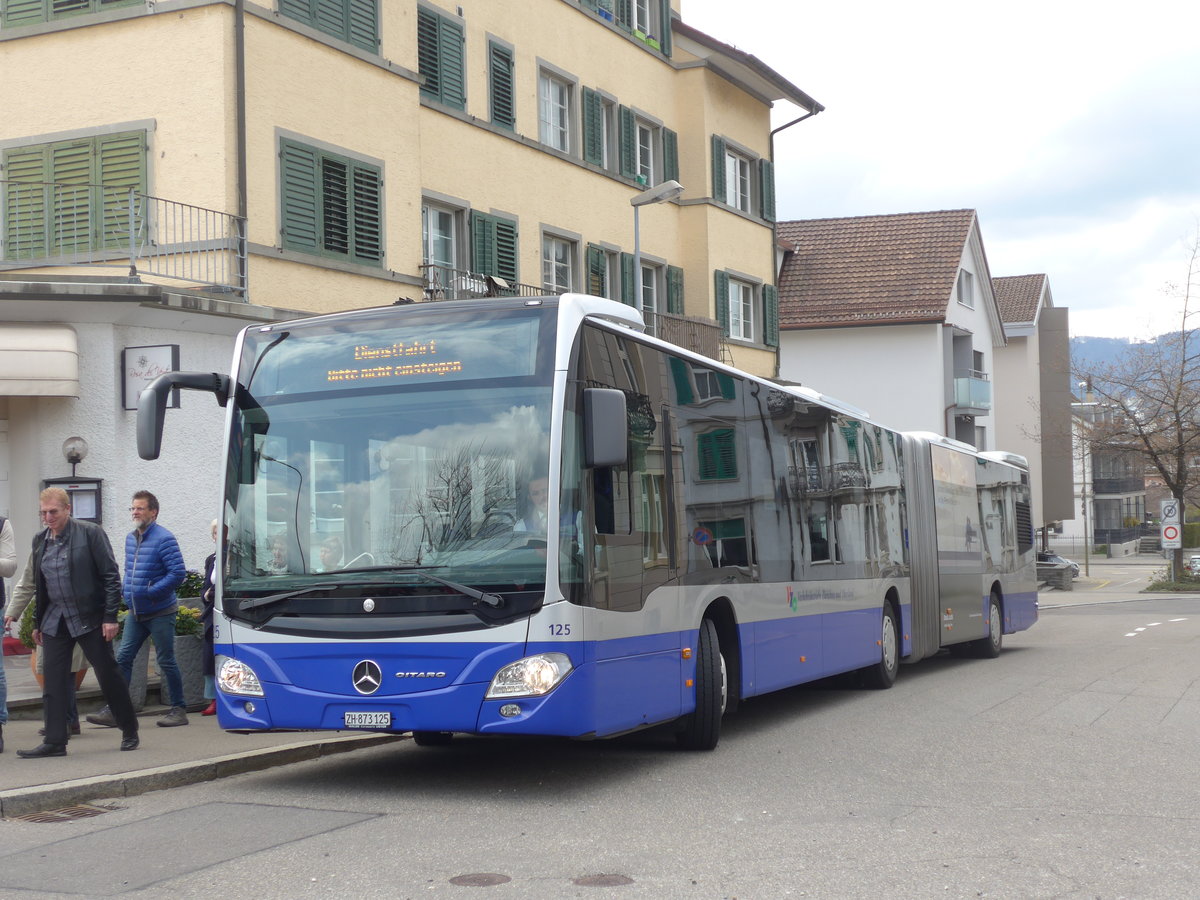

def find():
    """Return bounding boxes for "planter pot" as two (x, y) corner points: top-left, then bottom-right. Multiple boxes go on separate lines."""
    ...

(166, 633), (208, 710)
(30, 648), (89, 690)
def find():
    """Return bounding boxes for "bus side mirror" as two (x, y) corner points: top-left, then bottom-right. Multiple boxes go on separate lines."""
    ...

(583, 388), (627, 468)
(137, 371), (231, 460)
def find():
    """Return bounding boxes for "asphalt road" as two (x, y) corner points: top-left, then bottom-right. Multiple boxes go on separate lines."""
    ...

(1, 591), (1196, 899)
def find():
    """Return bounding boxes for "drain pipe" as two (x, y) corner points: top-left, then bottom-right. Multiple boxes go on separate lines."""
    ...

(767, 106), (822, 376)
(235, 0), (248, 296)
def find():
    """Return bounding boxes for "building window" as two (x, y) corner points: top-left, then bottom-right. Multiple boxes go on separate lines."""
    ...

(636, 121), (656, 185)
(278, 0), (378, 52)
(417, 6), (465, 110)
(957, 269), (975, 308)
(728, 279), (754, 341)
(542, 234), (575, 293)
(617, 107), (677, 185)
(714, 271), (779, 346)
(3, 130), (146, 260)
(724, 150), (751, 212)
(0, 0), (140, 26)
(280, 138), (383, 265)
(539, 72), (573, 152)
(421, 202), (460, 269)
(488, 41), (516, 131)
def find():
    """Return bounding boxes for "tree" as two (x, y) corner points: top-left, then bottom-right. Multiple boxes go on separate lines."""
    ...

(1076, 234), (1200, 574)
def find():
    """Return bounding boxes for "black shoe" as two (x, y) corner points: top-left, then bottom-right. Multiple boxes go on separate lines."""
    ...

(39, 723), (82, 736)
(17, 743), (68, 759)
(120, 733), (140, 752)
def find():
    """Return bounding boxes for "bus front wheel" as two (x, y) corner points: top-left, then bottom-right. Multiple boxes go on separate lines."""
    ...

(676, 618), (725, 751)
(972, 593), (1003, 659)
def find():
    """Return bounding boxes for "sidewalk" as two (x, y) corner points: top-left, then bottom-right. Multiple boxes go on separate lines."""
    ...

(1, 653), (401, 818)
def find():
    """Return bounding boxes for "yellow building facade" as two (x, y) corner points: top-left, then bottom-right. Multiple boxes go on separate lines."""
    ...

(1, 0), (821, 376)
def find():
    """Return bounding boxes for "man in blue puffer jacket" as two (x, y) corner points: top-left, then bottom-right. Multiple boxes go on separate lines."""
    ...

(87, 490), (188, 729)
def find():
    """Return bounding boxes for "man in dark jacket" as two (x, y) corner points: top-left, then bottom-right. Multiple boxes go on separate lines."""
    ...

(88, 490), (188, 729)
(16, 488), (139, 758)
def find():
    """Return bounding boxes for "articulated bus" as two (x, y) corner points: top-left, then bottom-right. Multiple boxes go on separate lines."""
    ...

(138, 293), (1037, 750)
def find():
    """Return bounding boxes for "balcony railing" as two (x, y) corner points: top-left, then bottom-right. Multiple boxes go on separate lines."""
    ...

(2, 180), (246, 296)
(421, 264), (544, 301)
(788, 462), (867, 496)
(1091, 476), (1145, 495)
(953, 368), (992, 413)
(651, 311), (722, 361)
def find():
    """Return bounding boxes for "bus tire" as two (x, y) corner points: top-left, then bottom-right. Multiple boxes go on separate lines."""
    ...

(411, 730), (454, 746)
(676, 618), (725, 751)
(860, 603), (899, 690)
(971, 592), (1003, 659)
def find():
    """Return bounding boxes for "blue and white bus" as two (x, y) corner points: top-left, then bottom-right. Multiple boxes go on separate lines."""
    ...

(139, 294), (1037, 749)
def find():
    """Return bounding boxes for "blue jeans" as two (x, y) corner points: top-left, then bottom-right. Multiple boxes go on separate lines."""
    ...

(117, 611), (185, 709)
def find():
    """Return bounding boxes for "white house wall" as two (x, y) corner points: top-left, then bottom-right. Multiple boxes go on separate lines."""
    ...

(777, 323), (946, 434)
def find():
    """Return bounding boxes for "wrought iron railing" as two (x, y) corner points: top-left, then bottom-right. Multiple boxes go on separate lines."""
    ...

(788, 462), (867, 495)
(420, 264), (544, 301)
(652, 311), (722, 361)
(1, 180), (247, 296)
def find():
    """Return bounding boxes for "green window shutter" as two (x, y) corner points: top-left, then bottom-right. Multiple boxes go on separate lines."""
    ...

(759, 158), (776, 223)
(280, 139), (320, 253)
(350, 163), (382, 263)
(666, 264), (683, 314)
(347, 0), (379, 52)
(698, 429), (737, 480)
(658, 0), (672, 56)
(763, 283), (779, 347)
(320, 156), (350, 255)
(489, 42), (515, 131)
(314, 0), (345, 39)
(618, 105), (637, 179)
(586, 243), (607, 297)
(3, 144), (50, 259)
(49, 139), (95, 254)
(3, 0), (48, 26)
(470, 211), (518, 283)
(717, 373), (736, 399)
(614, 0), (631, 30)
(668, 357), (694, 405)
(714, 269), (730, 337)
(96, 131), (146, 250)
(711, 135), (726, 201)
(582, 87), (603, 166)
(620, 251), (635, 306)
(417, 8), (441, 101)
(662, 128), (679, 183)
(437, 15), (466, 110)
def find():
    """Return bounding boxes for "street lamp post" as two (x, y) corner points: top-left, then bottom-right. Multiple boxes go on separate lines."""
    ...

(630, 180), (684, 315)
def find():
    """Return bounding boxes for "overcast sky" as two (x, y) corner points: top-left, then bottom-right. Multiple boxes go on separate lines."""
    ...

(682, 0), (1200, 339)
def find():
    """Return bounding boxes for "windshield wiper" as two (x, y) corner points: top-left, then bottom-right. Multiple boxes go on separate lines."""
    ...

(240, 585), (335, 612)
(409, 570), (505, 609)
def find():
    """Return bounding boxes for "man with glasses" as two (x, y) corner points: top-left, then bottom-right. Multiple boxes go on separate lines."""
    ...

(17, 488), (139, 758)
(89, 490), (188, 729)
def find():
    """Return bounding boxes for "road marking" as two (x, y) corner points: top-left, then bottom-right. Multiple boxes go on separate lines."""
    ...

(1125, 618), (1188, 636)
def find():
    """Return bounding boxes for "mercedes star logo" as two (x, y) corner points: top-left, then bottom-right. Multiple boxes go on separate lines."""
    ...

(352, 660), (383, 695)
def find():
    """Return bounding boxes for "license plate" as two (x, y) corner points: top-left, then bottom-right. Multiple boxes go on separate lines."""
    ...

(344, 711), (391, 728)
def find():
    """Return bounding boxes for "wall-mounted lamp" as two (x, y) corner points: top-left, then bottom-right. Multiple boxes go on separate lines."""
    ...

(62, 436), (89, 477)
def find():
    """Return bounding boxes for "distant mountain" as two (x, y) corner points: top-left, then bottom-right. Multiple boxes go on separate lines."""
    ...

(1071, 336), (1133, 376)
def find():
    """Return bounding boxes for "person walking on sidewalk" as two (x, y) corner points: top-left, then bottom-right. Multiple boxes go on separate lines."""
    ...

(90, 491), (188, 729)
(16, 488), (139, 758)
(0, 512), (16, 753)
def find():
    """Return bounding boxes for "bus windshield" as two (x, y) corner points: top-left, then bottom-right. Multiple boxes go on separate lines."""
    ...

(222, 304), (557, 619)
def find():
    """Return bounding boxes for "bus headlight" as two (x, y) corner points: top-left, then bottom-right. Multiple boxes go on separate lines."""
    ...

(486, 653), (573, 699)
(217, 656), (265, 697)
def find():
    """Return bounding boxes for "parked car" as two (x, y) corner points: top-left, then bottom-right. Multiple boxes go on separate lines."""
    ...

(1037, 551), (1080, 578)
(1187, 555), (1200, 575)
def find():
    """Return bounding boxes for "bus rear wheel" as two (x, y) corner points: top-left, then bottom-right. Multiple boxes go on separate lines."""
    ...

(860, 603), (899, 689)
(676, 618), (725, 751)
(971, 592), (1003, 659)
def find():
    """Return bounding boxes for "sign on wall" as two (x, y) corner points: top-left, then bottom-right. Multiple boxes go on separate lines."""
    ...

(122, 344), (179, 411)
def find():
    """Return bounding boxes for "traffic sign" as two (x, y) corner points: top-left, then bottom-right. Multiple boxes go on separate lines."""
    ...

(1162, 498), (1183, 549)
